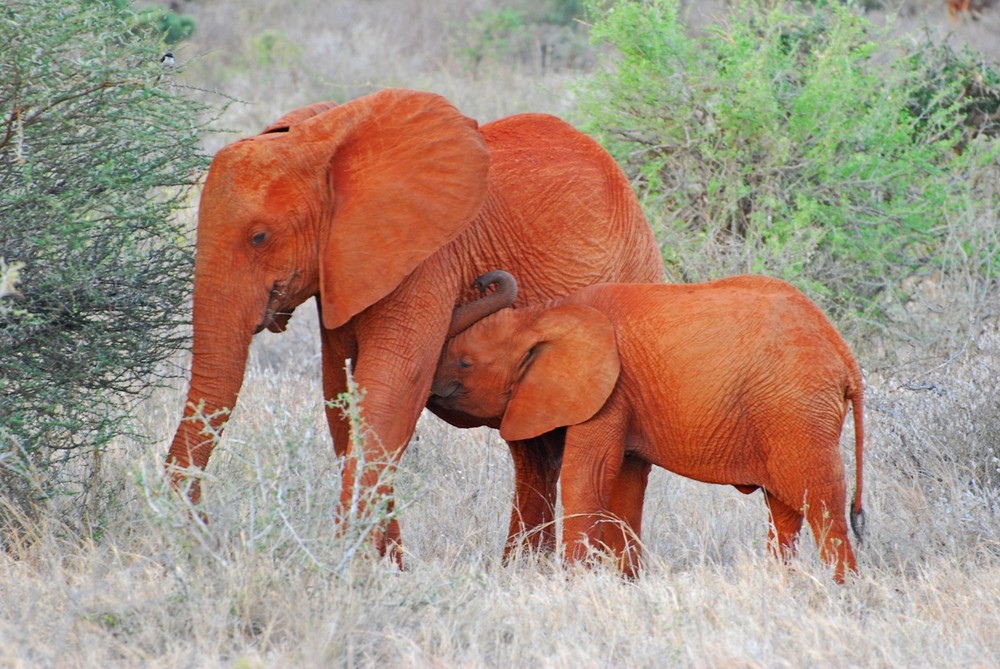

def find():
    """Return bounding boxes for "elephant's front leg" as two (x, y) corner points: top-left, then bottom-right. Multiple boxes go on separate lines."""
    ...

(503, 430), (565, 560)
(318, 316), (359, 458)
(603, 454), (652, 578)
(328, 303), (449, 566)
(332, 362), (428, 565)
(319, 314), (407, 560)
(319, 315), (413, 563)
(559, 420), (626, 570)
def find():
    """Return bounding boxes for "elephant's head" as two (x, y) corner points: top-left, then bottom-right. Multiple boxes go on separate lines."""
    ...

(167, 89), (491, 495)
(431, 280), (621, 442)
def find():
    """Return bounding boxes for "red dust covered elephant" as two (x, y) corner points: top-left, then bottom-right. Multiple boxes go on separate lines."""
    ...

(165, 88), (663, 562)
(433, 272), (865, 582)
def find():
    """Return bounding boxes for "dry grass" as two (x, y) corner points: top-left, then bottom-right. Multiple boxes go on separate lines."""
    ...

(2, 305), (999, 667)
(179, 0), (589, 151)
(4, 1), (999, 666)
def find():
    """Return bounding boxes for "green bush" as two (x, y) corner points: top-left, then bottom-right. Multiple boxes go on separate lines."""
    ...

(576, 0), (1000, 324)
(156, 9), (197, 45)
(0, 0), (211, 518)
(135, 5), (197, 45)
(903, 34), (1000, 148)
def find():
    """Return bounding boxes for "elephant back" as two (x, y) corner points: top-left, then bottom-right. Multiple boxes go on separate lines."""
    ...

(463, 113), (663, 307)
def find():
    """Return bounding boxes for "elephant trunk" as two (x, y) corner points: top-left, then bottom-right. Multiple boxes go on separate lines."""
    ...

(166, 266), (257, 503)
(447, 270), (519, 338)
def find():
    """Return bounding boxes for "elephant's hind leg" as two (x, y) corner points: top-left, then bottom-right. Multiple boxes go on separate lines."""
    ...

(803, 488), (856, 584)
(762, 415), (857, 583)
(765, 486), (856, 583)
(763, 490), (804, 563)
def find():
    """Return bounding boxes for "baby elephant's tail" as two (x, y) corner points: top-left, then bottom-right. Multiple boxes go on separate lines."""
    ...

(847, 381), (866, 544)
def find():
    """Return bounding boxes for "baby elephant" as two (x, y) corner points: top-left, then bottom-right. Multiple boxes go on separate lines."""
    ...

(432, 271), (865, 582)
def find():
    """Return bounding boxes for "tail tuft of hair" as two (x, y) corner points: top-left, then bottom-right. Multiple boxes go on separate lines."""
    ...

(850, 503), (866, 545)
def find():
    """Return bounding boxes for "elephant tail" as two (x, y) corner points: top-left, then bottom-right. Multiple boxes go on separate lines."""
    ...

(847, 380), (866, 544)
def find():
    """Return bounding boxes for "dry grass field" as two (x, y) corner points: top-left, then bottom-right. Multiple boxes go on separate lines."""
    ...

(3, 307), (999, 667)
(3, 0), (1000, 666)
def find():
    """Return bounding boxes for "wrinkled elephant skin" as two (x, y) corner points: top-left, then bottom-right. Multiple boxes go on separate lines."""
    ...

(165, 88), (663, 564)
(433, 275), (865, 582)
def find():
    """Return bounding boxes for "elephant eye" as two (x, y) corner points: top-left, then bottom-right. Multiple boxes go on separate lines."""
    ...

(251, 231), (268, 247)
(458, 359), (472, 370)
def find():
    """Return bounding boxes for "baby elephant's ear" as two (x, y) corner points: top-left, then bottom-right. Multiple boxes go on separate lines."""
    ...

(500, 304), (620, 442)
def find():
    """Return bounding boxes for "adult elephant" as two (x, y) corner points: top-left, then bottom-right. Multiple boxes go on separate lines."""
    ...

(166, 88), (663, 563)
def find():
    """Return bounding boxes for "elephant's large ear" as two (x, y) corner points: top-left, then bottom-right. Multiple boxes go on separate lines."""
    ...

(310, 89), (491, 330)
(500, 304), (621, 442)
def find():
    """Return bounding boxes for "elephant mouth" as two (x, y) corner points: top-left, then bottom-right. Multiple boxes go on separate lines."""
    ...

(254, 283), (294, 334)
(264, 310), (293, 333)
(429, 381), (462, 403)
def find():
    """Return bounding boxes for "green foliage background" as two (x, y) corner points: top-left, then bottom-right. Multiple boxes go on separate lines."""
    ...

(576, 0), (1000, 326)
(0, 0), (210, 510)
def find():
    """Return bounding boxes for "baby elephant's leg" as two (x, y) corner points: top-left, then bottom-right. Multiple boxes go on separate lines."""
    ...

(504, 432), (564, 559)
(761, 407), (858, 583)
(766, 468), (856, 583)
(763, 490), (805, 562)
(803, 481), (856, 583)
(604, 454), (651, 578)
(560, 419), (627, 570)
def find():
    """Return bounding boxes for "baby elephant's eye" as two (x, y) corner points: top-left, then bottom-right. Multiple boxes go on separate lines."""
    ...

(251, 231), (268, 247)
(458, 359), (472, 370)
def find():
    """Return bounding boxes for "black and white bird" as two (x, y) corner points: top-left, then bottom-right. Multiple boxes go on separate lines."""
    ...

(160, 52), (176, 68)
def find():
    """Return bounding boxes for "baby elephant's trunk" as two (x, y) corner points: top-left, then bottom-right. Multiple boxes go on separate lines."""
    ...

(447, 270), (519, 337)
